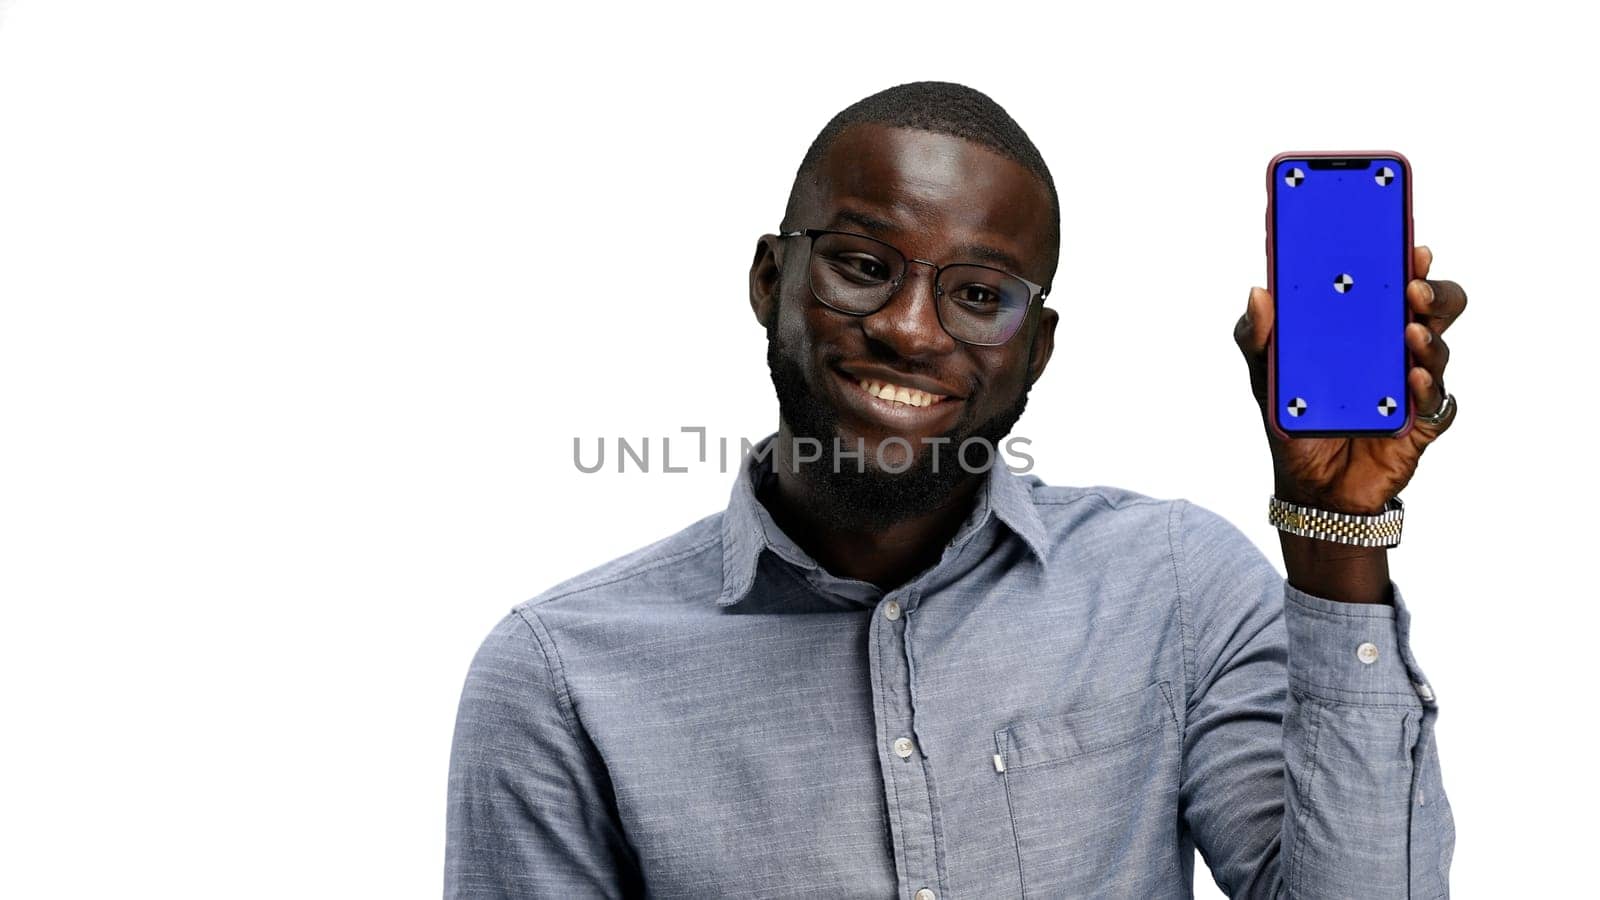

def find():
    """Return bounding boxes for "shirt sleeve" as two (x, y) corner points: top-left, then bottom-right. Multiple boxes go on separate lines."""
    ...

(1171, 499), (1455, 899)
(445, 609), (642, 899)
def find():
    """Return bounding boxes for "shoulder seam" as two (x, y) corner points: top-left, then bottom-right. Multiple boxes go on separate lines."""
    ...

(513, 606), (584, 744)
(522, 532), (722, 610)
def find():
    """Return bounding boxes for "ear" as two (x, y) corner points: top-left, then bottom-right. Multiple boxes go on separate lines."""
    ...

(1025, 302), (1058, 385)
(749, 234), (784, 329)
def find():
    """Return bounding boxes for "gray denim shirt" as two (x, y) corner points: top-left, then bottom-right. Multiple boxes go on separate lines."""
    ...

(446, 433), (1454, 898)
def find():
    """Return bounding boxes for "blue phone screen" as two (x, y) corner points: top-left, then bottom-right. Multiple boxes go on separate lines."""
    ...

(1272, 157), (1408, 435)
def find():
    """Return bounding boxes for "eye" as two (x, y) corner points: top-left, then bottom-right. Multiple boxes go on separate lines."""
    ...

(949, 283), (1003, 310)
(826, 252), (892, 283)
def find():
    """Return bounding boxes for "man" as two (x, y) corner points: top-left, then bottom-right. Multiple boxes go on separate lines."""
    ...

(446, 81), (1460, 898)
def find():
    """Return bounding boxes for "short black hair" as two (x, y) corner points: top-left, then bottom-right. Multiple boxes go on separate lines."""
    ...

(780, 80), (1061, 291)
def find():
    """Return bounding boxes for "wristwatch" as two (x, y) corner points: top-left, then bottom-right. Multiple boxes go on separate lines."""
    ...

(1267, 495), (1404, 548)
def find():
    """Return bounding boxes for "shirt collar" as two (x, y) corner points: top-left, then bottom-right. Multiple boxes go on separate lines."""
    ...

(717, 431), (1050, 607)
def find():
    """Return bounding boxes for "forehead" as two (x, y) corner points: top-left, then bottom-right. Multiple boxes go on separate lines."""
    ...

(807, 122), (1053, 279)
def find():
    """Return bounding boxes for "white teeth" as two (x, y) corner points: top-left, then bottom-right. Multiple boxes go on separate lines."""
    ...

(856, 378), (944, 408)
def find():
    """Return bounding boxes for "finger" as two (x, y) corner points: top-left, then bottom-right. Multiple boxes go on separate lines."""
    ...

(1406, 278), (1469, 335)
(1234, 286), (1272, 356)
(1412, 244), (1433, 280)
(1406, 321), (1449, 385)
(1407, 366), (1453, 437)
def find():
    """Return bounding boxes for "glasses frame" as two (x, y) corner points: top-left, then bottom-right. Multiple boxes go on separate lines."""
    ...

(778, 227), (1049, 348)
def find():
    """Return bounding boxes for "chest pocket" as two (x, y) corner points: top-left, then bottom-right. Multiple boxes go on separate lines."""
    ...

(994, 681), (1183, 899)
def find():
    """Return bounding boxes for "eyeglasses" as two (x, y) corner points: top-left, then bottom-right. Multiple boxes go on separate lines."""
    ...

(778, 228), (1048, 347)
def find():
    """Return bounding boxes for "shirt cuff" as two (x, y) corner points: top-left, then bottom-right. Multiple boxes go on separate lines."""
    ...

(1284, 580), (1437, 708)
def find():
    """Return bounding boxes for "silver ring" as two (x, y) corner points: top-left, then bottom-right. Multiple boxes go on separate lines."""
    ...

(1416, 391), (1455, 426)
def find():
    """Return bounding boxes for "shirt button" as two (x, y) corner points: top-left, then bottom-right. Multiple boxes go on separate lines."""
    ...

(893, 737), (915, 759)
(1356, 642), (1380, 665)
(1416, 682), (1435, 702)
(915, 890), (937, 900)
(883, 600), (901, 621)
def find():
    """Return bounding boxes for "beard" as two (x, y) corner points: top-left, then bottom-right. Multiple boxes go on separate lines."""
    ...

(763, 312), (1032, 533)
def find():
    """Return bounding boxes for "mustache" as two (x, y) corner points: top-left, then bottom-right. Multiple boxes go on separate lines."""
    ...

(821, 349), (979, 398)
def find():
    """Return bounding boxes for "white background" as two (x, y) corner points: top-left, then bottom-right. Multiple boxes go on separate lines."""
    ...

(1, 1), (1592, 896)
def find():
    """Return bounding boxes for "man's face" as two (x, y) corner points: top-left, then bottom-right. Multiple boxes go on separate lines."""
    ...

(753, 122), (1058, 528)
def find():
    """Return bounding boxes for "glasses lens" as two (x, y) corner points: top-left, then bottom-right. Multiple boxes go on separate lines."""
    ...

(937, 265), (1033, 345)
(807, 232), (905, 314)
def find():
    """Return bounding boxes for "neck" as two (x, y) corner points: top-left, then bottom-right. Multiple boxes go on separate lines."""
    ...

(761, 425), (983, 591)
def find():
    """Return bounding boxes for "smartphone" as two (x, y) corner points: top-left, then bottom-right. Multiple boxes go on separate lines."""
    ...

(1266, 151), (1414, 439)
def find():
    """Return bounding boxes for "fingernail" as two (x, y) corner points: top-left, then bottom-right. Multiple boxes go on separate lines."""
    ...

(1425, 282), (1437, 305)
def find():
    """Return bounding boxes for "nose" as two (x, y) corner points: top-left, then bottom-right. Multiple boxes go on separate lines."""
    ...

(859, 261), (958, 358)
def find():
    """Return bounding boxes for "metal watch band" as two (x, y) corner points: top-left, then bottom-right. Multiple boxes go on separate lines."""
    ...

(1267, 495), (1404, 548)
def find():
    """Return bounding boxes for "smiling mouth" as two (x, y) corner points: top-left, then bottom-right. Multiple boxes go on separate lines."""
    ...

(852, 377), (950, 409)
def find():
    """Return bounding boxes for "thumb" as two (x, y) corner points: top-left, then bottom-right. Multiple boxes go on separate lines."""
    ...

(1235, 286), (1271, 355)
